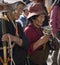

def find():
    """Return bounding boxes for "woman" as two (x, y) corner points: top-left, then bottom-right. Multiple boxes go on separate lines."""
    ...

(24, 6), (50, 65)
(29, 0), (49, 26)
(49, 0), (60, 65)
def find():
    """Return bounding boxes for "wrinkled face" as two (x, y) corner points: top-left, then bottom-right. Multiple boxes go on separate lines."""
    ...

(34, 14), (45, 27)
(12, 10), (20, 20)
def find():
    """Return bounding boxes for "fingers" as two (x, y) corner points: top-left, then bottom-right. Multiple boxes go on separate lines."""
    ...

(2, 33), (10, 42)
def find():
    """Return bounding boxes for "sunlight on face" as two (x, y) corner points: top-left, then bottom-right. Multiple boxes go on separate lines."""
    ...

(35, 14), (45, 26)
(12, 10), (19, 20)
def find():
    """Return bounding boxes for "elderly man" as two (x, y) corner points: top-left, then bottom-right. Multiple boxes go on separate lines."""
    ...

(0, 1), (29, 65)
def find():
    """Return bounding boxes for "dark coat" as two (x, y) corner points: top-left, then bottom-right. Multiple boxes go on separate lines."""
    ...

(0, 19), (29, 65)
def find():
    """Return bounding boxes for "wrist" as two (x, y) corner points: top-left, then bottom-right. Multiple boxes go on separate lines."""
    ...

(13, 36), (23, 46)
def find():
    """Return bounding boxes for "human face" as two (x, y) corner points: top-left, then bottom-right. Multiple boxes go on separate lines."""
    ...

(17, 4), (24, 15)
(34, 14), (45, 28)
(13, 10), (20, 20)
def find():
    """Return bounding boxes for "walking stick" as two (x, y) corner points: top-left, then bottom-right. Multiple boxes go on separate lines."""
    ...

(1, 0), (7, 64)
(2, 19), (7, 65)
(1, 19), (15, 65)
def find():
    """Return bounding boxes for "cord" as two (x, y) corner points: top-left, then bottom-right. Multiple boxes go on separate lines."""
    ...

(8, 35), (16, 65)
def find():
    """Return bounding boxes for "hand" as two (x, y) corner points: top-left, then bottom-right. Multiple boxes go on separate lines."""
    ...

(42, 26), (52, 35)
(2, 33), (23, 46)
(2, 33), (13, 42)
(2, 33), (10, 42)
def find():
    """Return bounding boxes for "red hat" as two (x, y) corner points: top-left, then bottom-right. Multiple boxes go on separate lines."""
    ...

(29, 3), (43, 13)
(0, 3), (12, 12)
(27, 12), (39, 19)
(27, 3), (45, 19)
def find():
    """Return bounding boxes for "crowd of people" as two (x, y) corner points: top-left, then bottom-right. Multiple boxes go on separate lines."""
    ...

(0, 0), (60, 65)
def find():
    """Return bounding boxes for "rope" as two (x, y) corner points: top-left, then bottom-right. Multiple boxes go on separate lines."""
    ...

(8, 35), (16, 65)
(0, 47), (11, 50)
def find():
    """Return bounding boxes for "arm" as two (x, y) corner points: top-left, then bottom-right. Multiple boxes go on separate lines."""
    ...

(49, 5), (58, 36)
(17, 23), (30, 50)
(33, 35), (49, 50)
(2, 23), (29, 50)
(24, 26), (50, 54)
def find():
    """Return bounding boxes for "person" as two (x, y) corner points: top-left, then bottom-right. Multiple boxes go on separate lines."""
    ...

(16, 1), (26, 12)
(18, 6), (29, 29)
(0, 2), (29, 65)
(15, 0), (26, 27)
(49, 0), (60, 65)
(24, 4), (50, 65)
(49, 0), (60, 36)
(29, 0), (49, 26)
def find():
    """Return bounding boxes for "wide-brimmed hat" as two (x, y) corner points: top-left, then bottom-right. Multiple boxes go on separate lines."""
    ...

(27, 3), (45, 19)
(0, 3), (13, 12)
(4, 0), (26, 4)
(8, 1), (26, 11)
(27, 12), (39, 19)
(0, 0), (26, 12)
(29, 3), (43, 13)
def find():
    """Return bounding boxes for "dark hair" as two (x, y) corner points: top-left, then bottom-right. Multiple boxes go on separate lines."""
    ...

(25, 15), (40, 26)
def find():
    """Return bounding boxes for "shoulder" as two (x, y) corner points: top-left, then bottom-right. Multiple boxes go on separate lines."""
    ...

(24, 23), (33, 33)
(24, 25), (31, 32)
(52, 5), (59, 10)
(51, 5), (59, 15)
